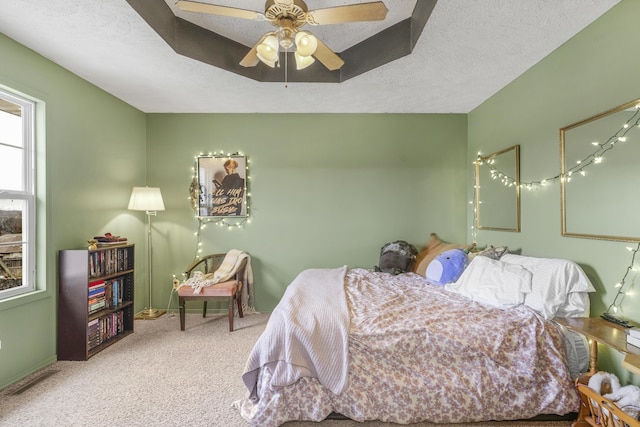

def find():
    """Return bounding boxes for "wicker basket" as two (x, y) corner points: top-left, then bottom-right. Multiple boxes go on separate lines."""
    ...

(576, 383), (640, 427)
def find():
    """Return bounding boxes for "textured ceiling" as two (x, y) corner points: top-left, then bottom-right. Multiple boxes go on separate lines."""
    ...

(0, 0), (621, 113)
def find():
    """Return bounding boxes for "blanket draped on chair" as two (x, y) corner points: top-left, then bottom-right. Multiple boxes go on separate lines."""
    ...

(181, 249), (255, 312)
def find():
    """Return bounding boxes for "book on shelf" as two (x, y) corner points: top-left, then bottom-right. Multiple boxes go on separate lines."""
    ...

(88, 246), (132, 278)
(88, 279), (107, 313)
(88, 318), (101, 349)
(88, 282), (105, 296)
(89, 300), (106, 314)
(88, 290), (105, 299)
(628, 333), (640, 349)
(110, 279), (121, 306)
(88, 286), (105, 295)
(89, 298), (105, 306)
(88, 279), (105, 288)
(87, 312), (125, 350)
(96, 240), (128, 247)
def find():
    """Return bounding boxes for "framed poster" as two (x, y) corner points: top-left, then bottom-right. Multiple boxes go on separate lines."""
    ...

(196, 155), (247, 218)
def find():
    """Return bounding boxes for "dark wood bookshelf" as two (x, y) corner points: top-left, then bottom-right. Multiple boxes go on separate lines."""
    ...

(58, 244), (135, 361)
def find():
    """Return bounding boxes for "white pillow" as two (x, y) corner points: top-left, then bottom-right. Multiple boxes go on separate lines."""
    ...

(445, 256), (532, 309)
(500, 254), (595, 319)
(557, 292), (591, 318)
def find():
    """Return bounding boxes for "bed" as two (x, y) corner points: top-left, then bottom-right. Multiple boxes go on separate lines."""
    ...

(234, 237), (594, 426)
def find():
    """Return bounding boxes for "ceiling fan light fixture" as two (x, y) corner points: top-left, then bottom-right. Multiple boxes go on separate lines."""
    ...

(277, 27), (295, 50)
(176, 0), (389, 72)
(295, 52), (315, 70)
(294, 31), (318, 57)
(256, 34), (279, 66)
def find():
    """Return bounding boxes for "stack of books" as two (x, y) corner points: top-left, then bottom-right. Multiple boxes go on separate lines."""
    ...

(88, 279), (124, 315)
(94, 233), (127, 247)
(87, 312), (124, 350)
(627, 328), (640, 349)
(88, 280), (106, 314)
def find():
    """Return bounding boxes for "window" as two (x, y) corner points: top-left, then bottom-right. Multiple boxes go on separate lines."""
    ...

(0, 88), (35, 299)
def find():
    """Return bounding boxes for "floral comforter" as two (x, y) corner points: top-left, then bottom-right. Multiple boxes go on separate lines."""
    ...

(235, 268), (580, 426)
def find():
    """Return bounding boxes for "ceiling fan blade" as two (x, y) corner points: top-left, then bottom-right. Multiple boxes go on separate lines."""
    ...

(239, 46), (260, 68)
(239, 35), (268, 67)
(307, 2), (388, 25)
(312, 37), (345, 71)
(175, 1), (262, 20)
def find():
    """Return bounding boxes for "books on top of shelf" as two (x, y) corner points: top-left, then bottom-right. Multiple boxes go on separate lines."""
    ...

(96, 241), (127, 247)
(93, 233), (127, 247)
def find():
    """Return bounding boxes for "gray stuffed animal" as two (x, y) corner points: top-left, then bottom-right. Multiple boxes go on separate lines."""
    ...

(374, 240), (418, 275)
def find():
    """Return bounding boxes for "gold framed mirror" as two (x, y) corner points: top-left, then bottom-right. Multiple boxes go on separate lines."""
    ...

(561, 98), (640, 242)
(475, 145), (521, 232)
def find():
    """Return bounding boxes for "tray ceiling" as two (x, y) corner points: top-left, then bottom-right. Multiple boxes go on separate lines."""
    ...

(0, 0), (621, 113)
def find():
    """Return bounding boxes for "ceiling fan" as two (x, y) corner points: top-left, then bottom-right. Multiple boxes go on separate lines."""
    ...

(175, 0), (388, 71)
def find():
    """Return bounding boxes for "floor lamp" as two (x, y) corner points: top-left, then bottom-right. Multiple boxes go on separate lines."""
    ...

(128, 186), (165, 319)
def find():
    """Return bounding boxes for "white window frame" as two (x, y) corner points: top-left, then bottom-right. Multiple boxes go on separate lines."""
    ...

(0, 88), (35, 300)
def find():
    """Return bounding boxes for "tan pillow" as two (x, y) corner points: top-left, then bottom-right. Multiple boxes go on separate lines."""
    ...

(413, 233), (475, 276)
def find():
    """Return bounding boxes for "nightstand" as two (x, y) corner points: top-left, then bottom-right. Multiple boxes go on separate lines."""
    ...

(554, 317), (640, 376)
(555, 317), (640, 427)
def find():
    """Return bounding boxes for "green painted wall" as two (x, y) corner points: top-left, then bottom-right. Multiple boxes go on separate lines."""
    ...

(146, 113), (468, 312)
(468, 0), (639, 383)
(0, 33), (147, 389)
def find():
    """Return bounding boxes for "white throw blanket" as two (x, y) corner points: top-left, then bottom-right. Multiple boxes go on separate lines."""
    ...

(182, 249), (252, 295)
(242, 266), (349, 400)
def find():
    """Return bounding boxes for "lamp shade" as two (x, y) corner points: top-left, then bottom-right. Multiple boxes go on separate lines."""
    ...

(128, 187), (165, 211)
(295, 31), (318, 57)
(256, 34), (279, 67)
(295, 52), (315, 70)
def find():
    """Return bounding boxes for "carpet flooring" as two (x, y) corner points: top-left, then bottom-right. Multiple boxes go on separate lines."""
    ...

(0, 312), (574, 427)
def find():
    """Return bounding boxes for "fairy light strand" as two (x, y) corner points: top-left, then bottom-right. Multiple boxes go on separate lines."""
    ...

(473, 103), (640, 314)
(605, 242), (640, 316)
(474, 103), (640, 190)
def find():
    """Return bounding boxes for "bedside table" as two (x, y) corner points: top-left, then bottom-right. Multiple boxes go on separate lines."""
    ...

(555, 317), (640, 376)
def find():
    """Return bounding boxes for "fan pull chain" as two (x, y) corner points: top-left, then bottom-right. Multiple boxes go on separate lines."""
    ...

(284, 49), (288, 88)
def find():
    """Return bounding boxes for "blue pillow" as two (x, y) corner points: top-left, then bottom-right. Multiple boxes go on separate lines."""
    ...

(426, 248), (468, 285)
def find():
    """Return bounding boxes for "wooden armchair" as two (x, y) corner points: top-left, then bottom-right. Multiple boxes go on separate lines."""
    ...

(178, 253), (247, 332)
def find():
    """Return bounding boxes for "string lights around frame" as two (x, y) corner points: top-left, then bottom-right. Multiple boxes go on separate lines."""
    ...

(189, 151), (252, 259)
(166, 150), (252, 312)
(475, 103), (640, 191)
(473, 103), (640, 318)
